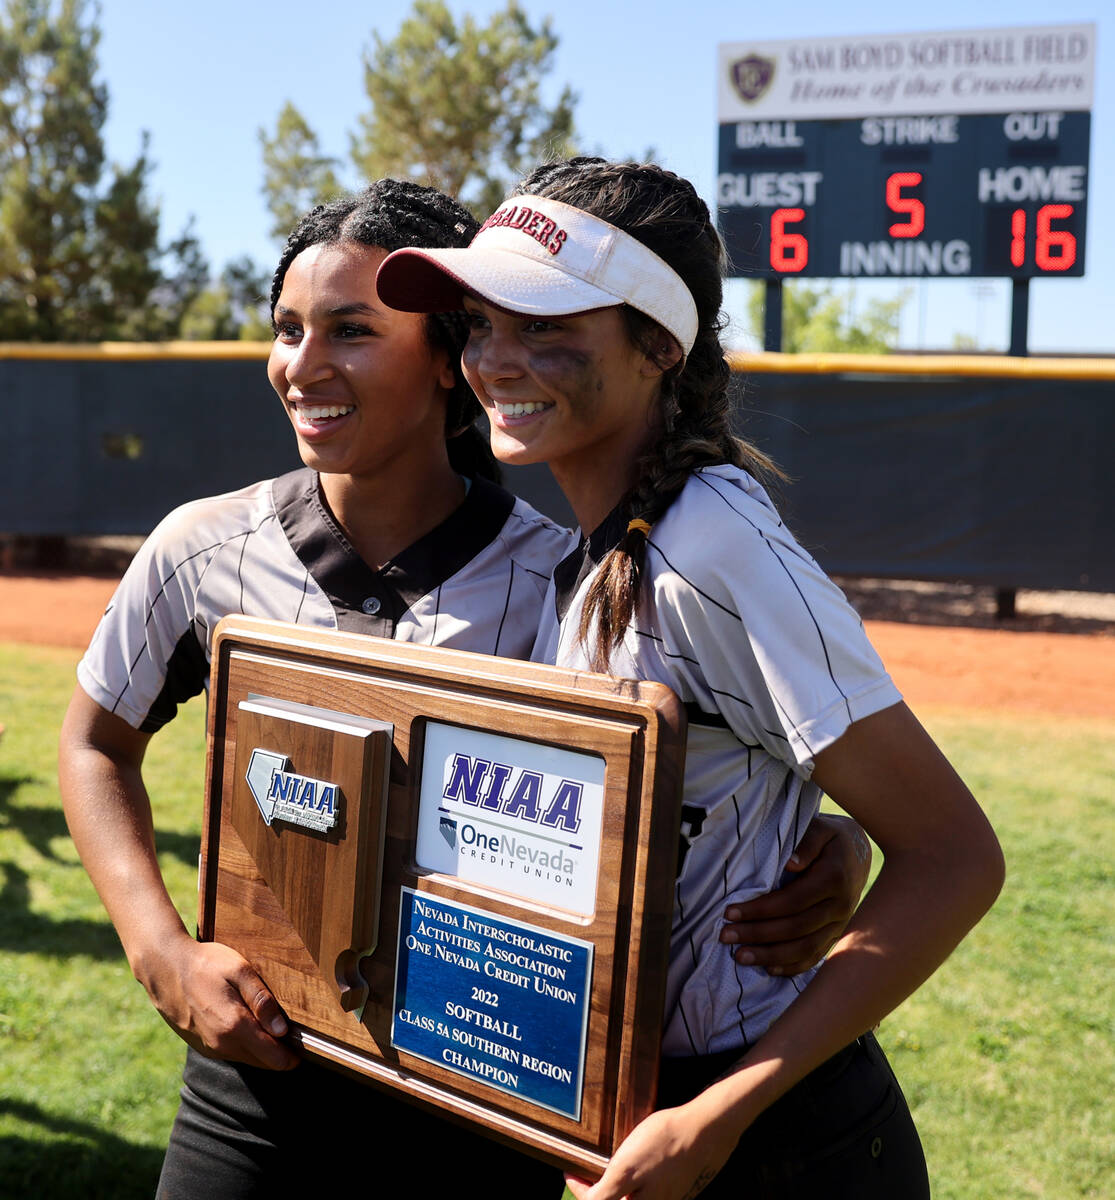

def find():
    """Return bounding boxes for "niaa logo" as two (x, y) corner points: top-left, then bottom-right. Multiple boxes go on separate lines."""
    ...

(441, 753), (582, 833)
(246, 748), (340, 833)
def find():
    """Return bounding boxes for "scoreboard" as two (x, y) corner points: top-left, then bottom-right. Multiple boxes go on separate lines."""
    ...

(718, 112), (1090, 279)
(717, 24), (1094, 281)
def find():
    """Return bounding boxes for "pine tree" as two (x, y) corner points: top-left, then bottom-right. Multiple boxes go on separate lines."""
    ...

(350, 0), (576, 218)
(179, 256), (271, 341)
(259, 101), (343, 244)
(0, 0), (203, 340)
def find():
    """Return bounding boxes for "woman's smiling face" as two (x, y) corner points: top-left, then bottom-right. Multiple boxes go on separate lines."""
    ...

(268, 242), (455, 482)
(460, 297), (664, 497)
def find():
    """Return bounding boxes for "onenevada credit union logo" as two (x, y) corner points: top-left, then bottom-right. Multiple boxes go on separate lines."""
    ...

(245, 748), (341, 833)
(415, 723), (604, 916)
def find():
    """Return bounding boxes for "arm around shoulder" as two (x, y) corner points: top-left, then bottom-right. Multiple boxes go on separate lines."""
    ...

(59, 685), (298, 1070)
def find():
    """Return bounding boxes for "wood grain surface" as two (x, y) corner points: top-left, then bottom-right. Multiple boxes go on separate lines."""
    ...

(199, 615), (687, 1176)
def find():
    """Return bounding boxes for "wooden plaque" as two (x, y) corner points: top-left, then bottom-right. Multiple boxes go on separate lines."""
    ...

(200, 615), (686, 1177)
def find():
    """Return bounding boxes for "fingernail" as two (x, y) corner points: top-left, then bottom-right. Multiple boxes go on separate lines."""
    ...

(789, 853), (801, 866)
(736, 950), (755, 965)
(724, 907), (740, 921)
(269, 1016), (287, 1036)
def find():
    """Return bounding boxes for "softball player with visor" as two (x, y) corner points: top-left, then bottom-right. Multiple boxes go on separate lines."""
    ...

(379, 157), (1005, 1200)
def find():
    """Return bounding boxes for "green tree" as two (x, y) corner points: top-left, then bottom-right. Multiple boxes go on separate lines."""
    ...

(259, 101), (343, 243)
(0, 0), (203, 340)
(748, 282), (910, 353)
(350, 0), (576, 217)
(179, 255), (271, 341)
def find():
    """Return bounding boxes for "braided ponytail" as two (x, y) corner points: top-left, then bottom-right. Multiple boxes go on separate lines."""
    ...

(270, 180), (499, 483)
(513, 158), (780, 670)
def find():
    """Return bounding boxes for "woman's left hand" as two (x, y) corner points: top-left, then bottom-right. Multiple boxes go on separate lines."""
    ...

(565, 1100), (739, 1200)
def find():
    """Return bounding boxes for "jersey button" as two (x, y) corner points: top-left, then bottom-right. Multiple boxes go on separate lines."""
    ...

(361, 596), (382, 615)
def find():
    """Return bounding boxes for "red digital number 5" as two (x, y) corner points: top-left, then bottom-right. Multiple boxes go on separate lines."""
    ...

(770, 207), (808, 273)
(886, 172), (925, 238)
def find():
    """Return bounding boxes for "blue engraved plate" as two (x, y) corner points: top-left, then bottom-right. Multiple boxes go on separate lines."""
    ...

(392, 889), (593, 1119)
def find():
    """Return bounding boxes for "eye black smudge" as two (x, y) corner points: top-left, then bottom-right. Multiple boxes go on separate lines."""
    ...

(528, 347), (599, 420)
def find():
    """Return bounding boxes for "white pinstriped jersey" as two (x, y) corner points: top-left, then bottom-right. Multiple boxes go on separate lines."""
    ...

(79, 468), (574, 733)
(532, 465), (902, 1058)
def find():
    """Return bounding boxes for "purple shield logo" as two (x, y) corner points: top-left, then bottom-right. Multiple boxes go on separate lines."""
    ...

(730, 55), (775, 104)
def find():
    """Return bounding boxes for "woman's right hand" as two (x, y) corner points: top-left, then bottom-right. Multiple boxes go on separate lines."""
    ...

(139, 934), (299, 1070)
(59, 687), (298, 1070)
(719, 812), (872, 975)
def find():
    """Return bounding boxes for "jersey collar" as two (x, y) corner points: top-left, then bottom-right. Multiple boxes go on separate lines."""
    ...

(552, 500), (629, 622)
(273, 468), (514, 634)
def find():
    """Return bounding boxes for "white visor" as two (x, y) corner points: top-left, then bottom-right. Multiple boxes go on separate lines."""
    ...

(377, 194), (698, 357)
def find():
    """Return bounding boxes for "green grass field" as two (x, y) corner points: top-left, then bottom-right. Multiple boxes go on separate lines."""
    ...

(1, 642), (1112, 1198)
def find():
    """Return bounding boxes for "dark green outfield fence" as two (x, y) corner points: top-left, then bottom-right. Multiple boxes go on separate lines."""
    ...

(727, 352), (1114, 592)
(3, 343), (1112, 591)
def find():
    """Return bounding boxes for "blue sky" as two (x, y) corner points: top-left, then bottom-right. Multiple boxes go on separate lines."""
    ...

(97, 1), (1110, 353)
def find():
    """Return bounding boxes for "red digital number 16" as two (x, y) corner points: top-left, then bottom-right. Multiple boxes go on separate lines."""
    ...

(1010, 204), (1077, 271)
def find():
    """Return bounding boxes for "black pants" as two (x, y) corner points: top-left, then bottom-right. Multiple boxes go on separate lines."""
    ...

(158, 1033), (926, 1198)
(657, 1031), (929, 1199)
(155, 1051), (565, 1198)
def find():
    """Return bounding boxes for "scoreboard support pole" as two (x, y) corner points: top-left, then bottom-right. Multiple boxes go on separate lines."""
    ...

(763, 279), (783, 353)
(999, 279), (1031, 618)
(1009, 280), (1030, 358)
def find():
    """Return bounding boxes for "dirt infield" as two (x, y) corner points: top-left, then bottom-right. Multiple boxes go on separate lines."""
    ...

(3, 570), (1112, 720)
(866, 623), (1112, 720)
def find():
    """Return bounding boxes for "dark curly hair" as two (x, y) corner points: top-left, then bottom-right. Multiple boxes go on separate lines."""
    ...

(514, 158), (779, 668)
(271, 179), (498, 481)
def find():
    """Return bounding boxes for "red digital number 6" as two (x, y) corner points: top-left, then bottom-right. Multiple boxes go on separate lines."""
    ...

(1035, 204), (1076, 271)
(770, 207), (808, 273)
